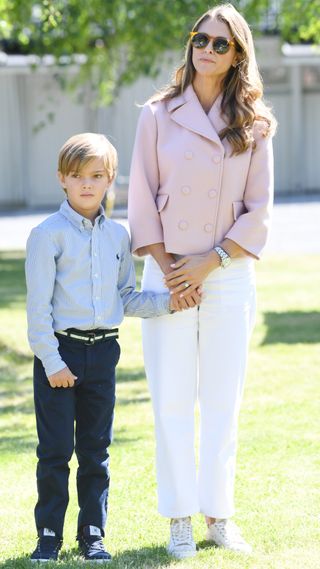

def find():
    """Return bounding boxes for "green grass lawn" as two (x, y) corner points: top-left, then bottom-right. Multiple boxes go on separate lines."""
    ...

(0, 251), (319, 568)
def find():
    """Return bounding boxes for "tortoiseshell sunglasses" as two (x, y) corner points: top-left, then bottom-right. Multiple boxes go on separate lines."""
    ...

(189, 32), (235, 54)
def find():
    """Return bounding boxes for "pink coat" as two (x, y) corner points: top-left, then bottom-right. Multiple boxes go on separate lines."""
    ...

(128, 84), (274, 259)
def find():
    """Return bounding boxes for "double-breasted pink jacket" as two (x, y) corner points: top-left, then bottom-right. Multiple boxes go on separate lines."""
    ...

(128, 84), (274, 259)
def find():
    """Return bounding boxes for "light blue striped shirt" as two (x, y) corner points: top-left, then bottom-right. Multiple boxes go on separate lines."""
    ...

(25, 200), (170, 376)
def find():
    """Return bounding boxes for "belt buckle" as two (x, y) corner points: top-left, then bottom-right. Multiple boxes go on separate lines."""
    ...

(85, 332), (96, 345)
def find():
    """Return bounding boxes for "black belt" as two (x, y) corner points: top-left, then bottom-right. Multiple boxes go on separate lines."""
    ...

(56, 328), (119, 345)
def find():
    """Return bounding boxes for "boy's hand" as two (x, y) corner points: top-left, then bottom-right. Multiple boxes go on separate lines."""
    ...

(47, 367), (78, 388)
(169, 288), (202, 312)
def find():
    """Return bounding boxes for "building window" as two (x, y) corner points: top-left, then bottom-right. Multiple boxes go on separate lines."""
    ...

(261, 66), (290, 86)
(303, 66), (320, 91)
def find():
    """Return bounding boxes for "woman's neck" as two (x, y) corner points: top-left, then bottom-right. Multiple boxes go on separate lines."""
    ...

(192, 74), (222, 114)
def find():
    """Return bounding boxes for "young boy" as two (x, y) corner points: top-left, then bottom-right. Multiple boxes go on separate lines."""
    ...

(26, 133), (199, 563)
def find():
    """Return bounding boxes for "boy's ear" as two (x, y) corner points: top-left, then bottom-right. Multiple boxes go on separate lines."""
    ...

(57, 171), (67, 192)
(57, 171), (64, 185)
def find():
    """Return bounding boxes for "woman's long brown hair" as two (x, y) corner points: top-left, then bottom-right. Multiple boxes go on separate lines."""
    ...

(150, 3), (277, 154)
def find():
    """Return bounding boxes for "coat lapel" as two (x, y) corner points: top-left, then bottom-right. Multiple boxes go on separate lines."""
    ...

(166, 85), (227, 151)
(208, 93), (228, 138)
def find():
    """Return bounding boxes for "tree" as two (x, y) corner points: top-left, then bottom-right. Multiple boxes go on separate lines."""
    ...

(280, 0), (320, 43)
(0, 0), (319, 103)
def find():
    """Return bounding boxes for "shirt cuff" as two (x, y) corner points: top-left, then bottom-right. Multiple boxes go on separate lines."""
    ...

(157, 293), (172, 315)
(42, 354), (66, 377)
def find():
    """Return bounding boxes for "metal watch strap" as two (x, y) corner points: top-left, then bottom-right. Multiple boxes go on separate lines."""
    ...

(214, 245), (231, 268)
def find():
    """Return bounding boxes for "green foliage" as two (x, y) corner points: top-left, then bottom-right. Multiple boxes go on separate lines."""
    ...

(281, 0), (320, 42)
(0, 1), (319, 102)
(0, 0), (213, 102)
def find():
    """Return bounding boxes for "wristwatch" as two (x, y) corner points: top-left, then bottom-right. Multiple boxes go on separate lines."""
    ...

(214, 245), (231, 269)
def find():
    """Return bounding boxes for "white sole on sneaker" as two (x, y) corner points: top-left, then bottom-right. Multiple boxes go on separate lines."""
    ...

(84, 560), (112, 564)
(84, 557), (112, 563)
(167, 546), (197, 559)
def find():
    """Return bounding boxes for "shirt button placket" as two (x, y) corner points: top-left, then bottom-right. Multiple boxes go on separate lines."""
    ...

(92, 229), (101, 325)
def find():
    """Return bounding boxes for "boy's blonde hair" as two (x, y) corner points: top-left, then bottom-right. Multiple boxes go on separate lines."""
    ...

(58, 132), (118, 183)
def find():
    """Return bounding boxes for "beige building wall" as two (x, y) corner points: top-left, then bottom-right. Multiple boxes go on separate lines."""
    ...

(0, 38), (319, 208)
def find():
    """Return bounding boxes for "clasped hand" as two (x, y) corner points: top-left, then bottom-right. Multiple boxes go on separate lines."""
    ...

(165, 253), (218, 297)
(48, 366), (77, 388)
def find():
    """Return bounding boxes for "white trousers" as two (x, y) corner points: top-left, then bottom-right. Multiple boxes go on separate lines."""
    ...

(141, 255), (256, 519)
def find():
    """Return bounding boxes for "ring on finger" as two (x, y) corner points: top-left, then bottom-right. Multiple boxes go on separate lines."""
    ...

(184, 281), (190, 288)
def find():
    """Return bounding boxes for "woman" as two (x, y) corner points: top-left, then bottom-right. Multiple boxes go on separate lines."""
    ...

(128, 3), (276, 559)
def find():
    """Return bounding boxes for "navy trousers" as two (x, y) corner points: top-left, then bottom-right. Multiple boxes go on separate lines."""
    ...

(33, 334), (120, 538)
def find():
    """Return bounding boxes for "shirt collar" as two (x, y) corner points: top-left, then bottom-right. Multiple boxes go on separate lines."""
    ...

(59, 199), (106, 231)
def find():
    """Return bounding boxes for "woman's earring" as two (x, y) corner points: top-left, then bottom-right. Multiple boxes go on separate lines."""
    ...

(233, 58), (244, 68)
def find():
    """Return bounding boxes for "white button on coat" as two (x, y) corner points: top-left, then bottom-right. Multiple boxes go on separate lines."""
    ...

(178, 220), (189, 230)
(128, 84), (274, 259)
(204, 223), (214, 233)
(181, 186), (191, 195)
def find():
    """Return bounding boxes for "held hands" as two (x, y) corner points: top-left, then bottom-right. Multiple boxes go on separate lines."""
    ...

(169, 288), (202, 311)
(159, 253), (202, 311)
(47, 366), (78, 388)
(164, 252), (220, 297)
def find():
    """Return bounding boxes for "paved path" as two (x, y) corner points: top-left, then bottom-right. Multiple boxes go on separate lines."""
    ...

(266, 198), (320, 254)
(0, 199), (319, 254)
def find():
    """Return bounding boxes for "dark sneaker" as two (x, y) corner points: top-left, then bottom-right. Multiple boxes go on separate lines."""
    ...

(77, 525), (111, 563)
(30, 528), (62, 562)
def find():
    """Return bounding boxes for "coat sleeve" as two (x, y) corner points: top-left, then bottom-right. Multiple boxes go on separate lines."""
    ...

(128, 103), (163, 255)
(225, 124), (274, 259)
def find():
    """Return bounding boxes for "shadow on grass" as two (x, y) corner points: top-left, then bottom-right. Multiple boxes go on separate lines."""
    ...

(1, 545), (174, 568)
(117, 396), (150, 406)
(262, 311), (320, 344)
(112, 425), (141, 444)
(107, 545), (175, 568)
(0, 399), (34, 416)
(0, 431), (138, 454)
(0, 365), (34, 415)
(116, 367), (146, 383)
(0, 340), (33, 365)
(197, 539), (218, 551)
(0, 434), (36, 454)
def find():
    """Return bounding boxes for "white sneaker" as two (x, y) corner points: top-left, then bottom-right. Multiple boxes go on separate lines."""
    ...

(167, 517), (197, 559)
(206, 519), (252, 554)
